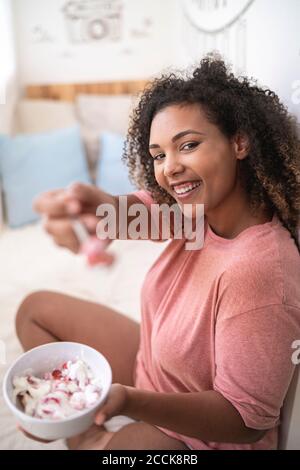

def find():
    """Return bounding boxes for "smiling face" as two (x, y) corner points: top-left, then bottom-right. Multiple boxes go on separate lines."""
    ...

(149, 103), (249, 221)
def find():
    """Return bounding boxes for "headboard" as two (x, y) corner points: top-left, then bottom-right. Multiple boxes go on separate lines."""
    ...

(26, 80), (150, 101)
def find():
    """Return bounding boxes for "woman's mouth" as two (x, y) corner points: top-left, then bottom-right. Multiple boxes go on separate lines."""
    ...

(172, 180), (202, 200)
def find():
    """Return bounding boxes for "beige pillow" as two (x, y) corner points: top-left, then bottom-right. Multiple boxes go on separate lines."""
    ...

(75, 94), (136, 181)
(15, 99), (77, 134)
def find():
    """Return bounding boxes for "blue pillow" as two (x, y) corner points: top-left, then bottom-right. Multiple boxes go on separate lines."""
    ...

(0, 126), (91, 227)
(96, 132), (136, 195)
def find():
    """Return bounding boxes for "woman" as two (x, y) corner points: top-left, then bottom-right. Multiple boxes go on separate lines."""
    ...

(16, 56), (300, 450)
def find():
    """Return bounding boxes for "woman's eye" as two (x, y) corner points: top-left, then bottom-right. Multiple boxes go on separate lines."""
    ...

(153, 153), (165, 161)
(181, 142), (199, 151)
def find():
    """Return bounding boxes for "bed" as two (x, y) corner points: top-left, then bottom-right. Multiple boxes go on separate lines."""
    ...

(0, 80), (168, 449)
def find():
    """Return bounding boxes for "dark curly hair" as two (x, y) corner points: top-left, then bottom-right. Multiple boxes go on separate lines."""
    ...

(123, 55), (300, 250)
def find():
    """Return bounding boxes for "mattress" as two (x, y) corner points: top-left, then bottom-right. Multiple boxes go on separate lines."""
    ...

(0, 221), (167, 449)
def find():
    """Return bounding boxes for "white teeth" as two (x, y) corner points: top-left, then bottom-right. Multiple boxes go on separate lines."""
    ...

(174, 181), (201, 195)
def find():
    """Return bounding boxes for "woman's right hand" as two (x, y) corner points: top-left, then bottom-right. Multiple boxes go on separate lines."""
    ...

(33, 183), (114, 253)
(17, 424), (54, 444)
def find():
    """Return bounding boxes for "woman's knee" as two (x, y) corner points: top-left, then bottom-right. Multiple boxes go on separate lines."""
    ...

(15, 290), (53, 339)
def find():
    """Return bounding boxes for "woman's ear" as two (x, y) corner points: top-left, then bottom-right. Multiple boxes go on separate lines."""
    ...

(232, 133), (250, 160)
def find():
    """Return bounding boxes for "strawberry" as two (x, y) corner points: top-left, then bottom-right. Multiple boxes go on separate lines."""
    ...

(44, 396), (61, 405)
(52, 369), (62, 380)
(27, 376), (36, 385)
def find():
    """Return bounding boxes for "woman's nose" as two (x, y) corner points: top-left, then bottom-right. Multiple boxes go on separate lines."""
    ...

(163, 153), (184, 177)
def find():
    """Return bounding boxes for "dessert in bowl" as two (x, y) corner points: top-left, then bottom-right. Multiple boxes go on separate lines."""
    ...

(3, 342), (112, 440)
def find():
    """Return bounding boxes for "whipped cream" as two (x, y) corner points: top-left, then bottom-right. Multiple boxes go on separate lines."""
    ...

(13, 359), (102, 420)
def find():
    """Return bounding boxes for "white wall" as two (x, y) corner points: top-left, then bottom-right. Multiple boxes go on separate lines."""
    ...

(246, 0), (300, 121)
(173, 0), (300, 121)
(0, 0), (18, 134)
(10, 0), (300, 122)
(13, 0), (176, 84)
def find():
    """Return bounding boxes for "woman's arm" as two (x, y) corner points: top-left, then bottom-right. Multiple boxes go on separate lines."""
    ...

(96, 385), (266, 444)
(34, 185), (170, 253)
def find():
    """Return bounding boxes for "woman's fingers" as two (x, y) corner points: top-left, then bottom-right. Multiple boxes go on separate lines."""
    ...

(80, 214), (99, 233)
(67, 182), (103, 208)
(33, 189), (81, 217)
(33, 183), (104, 218)
(94, 412), (107, 426)
(17, 425), (54, 443)
(43, 217), (81, 253)
(42, 216), (101, 253)
(34, 183), (108, 252)
(94, 384), (128, 426)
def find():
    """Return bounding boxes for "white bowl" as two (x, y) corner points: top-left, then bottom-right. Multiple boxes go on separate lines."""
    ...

(3, 342), (112, 441)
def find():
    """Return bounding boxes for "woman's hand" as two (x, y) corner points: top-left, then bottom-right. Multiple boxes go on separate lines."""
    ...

(94, 384), (130, 426)
(33, 183), (116, 253)
(17, 424), (54, 443)
(17, 384), (129, 442)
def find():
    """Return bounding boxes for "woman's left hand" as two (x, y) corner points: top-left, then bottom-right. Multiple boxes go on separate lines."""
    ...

(94, 383), (130, 426)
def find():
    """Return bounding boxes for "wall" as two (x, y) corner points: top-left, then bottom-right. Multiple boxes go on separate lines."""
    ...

(247, 0), (300, 119)
(10, 0), (300, 121)
(173, 0), (300, 121)
(13, 0), (176, 84)
(0, 0), (18, 134)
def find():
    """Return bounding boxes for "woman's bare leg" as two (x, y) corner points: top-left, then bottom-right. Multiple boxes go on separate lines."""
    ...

(15, 290), (140, 385)
(68, 423), (189, 450)
(16, 292), (188, 450)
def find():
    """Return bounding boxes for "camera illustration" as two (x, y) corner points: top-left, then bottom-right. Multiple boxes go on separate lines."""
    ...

(62, 0), (123, 43)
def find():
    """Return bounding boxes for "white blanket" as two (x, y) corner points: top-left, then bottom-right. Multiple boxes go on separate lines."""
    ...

(0, 222), (167, 449)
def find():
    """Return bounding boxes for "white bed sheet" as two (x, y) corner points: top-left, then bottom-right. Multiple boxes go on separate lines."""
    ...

(0, 222), (167, 449)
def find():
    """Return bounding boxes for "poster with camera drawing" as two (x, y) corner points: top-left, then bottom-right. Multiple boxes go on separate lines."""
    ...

(62, 0), (123, 43)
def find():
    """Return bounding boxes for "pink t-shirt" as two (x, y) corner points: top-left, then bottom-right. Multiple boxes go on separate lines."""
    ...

(133, 190), (300, 450)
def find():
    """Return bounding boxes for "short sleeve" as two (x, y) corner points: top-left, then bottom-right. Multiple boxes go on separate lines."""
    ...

(132, 190), (156, 208)
(214, 303), (300, 430)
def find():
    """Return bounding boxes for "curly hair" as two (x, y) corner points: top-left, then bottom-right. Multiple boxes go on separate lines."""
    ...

(123, 55), (300, 250)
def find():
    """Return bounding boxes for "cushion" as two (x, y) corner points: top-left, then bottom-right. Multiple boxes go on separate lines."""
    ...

(0, 126), (91, 227)
(96, 132), (136, 195)
(75, 94), (136, 181)
(15, 99), (77, 134)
